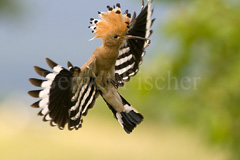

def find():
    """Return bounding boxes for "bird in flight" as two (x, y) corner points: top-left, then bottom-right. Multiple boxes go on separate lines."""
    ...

(28, 0), (155, 133)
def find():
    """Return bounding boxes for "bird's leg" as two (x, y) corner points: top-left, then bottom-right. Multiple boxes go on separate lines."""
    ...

(95, 71), (116, 93)
(110, 79), (118, 89)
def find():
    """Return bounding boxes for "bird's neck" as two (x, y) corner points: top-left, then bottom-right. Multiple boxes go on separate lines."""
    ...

(99, 44), (119, 59)
(93, 44), (119, 73)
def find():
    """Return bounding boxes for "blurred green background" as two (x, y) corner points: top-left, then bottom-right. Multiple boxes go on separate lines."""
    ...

(1, 0), (240, 159)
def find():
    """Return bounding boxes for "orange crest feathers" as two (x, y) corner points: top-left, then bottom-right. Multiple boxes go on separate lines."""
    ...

(89, 3), (131, 40)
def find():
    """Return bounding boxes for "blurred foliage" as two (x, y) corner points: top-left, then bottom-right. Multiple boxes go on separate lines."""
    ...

(0, 0), (21, 18)
(122, 0), (240, 159)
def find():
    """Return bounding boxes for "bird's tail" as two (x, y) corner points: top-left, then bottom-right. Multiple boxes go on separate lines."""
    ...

(103, 93), (143, 134)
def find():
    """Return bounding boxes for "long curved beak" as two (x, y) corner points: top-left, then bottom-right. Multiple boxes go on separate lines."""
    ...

(124, 35), (150, 41)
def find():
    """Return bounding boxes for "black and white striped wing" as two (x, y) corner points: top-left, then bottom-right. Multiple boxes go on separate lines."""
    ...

(115, 0), (155, 85)
(28, 58), (98, 130)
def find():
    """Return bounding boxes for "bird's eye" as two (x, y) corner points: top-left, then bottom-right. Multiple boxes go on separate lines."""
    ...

(114, 35), (118, 39)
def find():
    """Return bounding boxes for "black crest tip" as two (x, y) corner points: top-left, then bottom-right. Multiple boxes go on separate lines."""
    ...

(116, 10), (121, 14)
(116, 3), (121, 8)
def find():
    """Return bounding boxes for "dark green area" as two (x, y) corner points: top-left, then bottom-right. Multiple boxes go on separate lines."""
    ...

(0, 0), (20, 17)
(123, 0), (240, 159)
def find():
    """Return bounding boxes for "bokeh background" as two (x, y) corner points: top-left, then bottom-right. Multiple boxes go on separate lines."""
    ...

(0, 0), (239, 159)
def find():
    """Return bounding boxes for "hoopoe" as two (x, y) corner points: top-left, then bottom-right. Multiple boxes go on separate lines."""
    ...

(28, 0), (155, 134)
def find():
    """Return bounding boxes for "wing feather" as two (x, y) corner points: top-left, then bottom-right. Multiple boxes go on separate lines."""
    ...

(115, 0), (154, 86)
(28, 58), (98, 130)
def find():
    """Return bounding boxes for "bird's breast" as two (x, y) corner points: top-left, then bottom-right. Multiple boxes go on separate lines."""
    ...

(95, 48), (119, 71)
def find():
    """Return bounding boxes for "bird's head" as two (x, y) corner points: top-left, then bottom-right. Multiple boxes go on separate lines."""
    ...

(89, 3), (147, 48)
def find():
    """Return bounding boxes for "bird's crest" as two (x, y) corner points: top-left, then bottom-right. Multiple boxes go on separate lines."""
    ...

(89, 3), (131, 40)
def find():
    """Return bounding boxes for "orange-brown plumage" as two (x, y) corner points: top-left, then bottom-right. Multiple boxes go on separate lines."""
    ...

(90, 6), (130, 40)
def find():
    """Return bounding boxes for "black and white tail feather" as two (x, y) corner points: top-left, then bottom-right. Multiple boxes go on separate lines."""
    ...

(115, 0), (155, 86)
(101, 92), (143, 134)
(29, 58), (98, 130)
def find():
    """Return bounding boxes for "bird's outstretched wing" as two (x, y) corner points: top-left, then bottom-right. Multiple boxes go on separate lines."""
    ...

(115, 0), (155, 86)
(28, 58), (99, 130)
